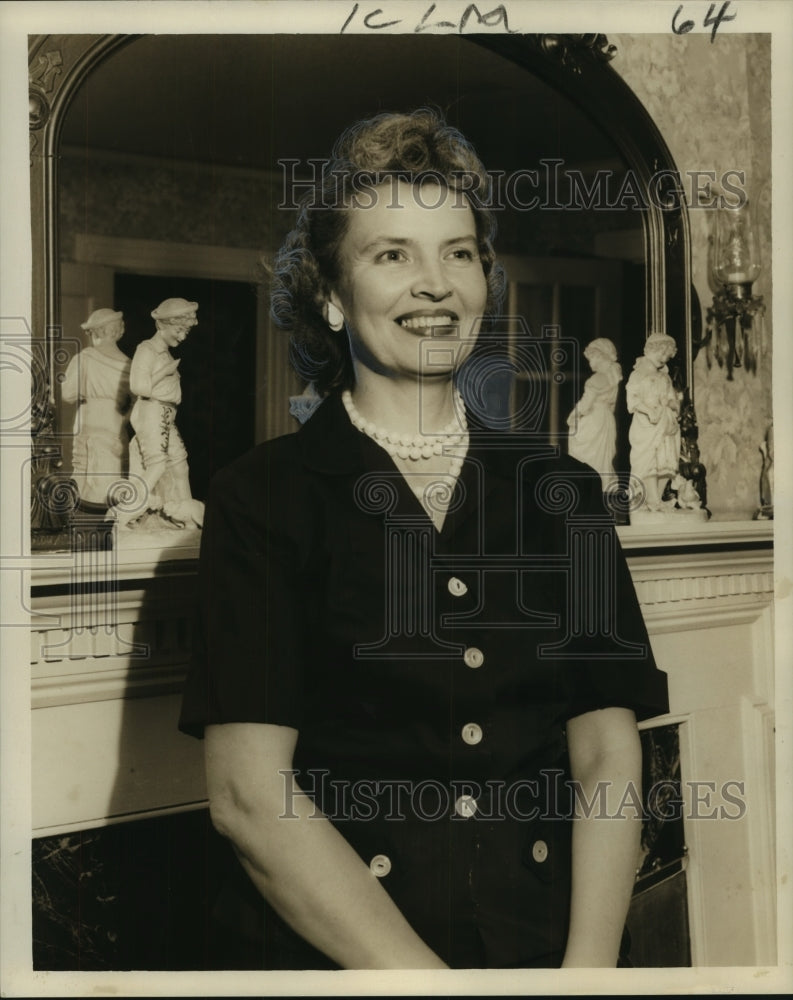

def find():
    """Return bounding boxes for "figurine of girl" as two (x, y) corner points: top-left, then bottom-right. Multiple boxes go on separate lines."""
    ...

(567, 338), (622, 491)
(61, 308), (131, 506)
(626, 332), (681, 511)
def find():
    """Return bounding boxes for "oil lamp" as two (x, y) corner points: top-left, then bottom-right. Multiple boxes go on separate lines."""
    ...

(704, 198), (765, 380)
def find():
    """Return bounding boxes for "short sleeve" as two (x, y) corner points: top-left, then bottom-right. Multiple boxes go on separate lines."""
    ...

(178, 448), (310, 738)
(553, 463), (670, 724)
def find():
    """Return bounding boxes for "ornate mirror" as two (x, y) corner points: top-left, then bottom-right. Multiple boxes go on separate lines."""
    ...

(28, 32), (694, 546)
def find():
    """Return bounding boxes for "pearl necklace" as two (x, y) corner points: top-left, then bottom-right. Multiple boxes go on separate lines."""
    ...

(341, 388), (468, 481)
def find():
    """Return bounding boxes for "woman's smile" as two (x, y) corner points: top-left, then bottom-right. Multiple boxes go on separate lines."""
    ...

(396, 310), (459, 331)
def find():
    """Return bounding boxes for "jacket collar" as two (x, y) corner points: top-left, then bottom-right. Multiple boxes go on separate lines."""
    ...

(297, 391), (368, 475)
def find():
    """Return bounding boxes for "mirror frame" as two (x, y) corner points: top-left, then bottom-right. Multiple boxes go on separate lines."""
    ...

(28, 31), (697, 541)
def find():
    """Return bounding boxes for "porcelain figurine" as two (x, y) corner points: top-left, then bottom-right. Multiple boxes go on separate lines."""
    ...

(567, 337), (622, 491)
(61, 308), (131, 506)
(122, 297), (204, 530)
(626, 332), (683, 515)
(669, 473), (701, 509)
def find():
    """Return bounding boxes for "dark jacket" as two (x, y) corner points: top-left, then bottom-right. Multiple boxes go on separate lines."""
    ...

(179, 391), (669, 969)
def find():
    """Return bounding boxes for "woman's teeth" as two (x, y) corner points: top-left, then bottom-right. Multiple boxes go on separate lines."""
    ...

(399, 315), (455, 329)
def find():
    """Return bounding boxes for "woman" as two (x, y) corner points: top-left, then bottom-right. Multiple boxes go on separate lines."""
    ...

(179, 110), (669, 970)
(567, 338), (623, 492)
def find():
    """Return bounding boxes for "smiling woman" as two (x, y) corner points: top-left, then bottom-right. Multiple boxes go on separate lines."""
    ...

(270, 111), (501, 529)
(24, 30), (776, 977)
(178, 109), (670, 971)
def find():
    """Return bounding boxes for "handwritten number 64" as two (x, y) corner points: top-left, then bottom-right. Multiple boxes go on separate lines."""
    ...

(672, 2), (736, 42)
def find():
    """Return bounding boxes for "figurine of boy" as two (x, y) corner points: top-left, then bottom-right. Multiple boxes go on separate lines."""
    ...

(61, 308), (131, 506)
(626, 332), (681, 511)
(125, 297), (203, 528)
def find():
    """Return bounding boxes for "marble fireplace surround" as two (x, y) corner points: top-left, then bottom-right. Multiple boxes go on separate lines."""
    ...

(29, 519), (777, 967)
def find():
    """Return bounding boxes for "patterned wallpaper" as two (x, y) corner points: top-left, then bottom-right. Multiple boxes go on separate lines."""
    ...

(611, 33), (772, 518)
(59, 157), (294, 257)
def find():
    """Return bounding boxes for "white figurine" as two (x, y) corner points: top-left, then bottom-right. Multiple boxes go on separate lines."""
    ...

(567, 338), (622, 491)
(669, 473), (701, 510)
(124, 297), (204, 529)
(626, 332), (681, 511)
(61, 308), (131, 506)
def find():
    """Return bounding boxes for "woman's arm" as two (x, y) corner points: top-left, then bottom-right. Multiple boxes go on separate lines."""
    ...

(205, 722), (448, 970)
(561, 706), (643, 968)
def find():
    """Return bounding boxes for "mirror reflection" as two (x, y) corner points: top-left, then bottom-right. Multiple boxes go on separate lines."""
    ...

(58, 34), (645, 508)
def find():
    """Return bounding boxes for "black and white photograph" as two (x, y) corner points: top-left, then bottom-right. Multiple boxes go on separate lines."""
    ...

(1, 0), (792, 995)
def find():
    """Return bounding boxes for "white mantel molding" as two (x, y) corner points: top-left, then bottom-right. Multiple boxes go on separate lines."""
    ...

(26, 519), (774, 589)
(27, 524), (774, 713)
(627, 548), (774, 612)
(616, 518), (773, 550)
(26, 541), (200, 587)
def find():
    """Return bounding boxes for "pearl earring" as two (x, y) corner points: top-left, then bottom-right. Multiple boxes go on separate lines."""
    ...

(326, 302), (345, 332)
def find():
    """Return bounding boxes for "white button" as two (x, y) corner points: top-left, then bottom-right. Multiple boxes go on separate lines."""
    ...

(531, 839), (549, 863)
(369, 854), (391, 878)
(461, 723), (483, 746)
(448, 576), (468, 597)
(463, 647), (484, 669)
(455, 794), (478, 818)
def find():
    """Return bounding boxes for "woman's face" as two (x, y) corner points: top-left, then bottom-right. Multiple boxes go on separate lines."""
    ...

(329, 180), (488, 382)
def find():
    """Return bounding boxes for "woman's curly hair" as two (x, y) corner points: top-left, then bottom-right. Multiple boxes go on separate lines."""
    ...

(269, 108), (505, 394)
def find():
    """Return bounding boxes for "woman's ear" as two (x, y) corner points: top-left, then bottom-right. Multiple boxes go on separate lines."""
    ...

(324, 299), (345, 332)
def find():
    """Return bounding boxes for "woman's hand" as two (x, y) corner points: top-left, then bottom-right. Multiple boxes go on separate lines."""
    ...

(561, 706), (643, 968)
(205, 721), (448, 970)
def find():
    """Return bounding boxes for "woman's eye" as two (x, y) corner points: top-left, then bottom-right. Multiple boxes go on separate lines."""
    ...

(376, 249), (407, 263)
(446, 247), (476, 262)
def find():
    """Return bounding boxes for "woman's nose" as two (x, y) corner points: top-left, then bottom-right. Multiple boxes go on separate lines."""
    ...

(411, 261), (452, 301)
